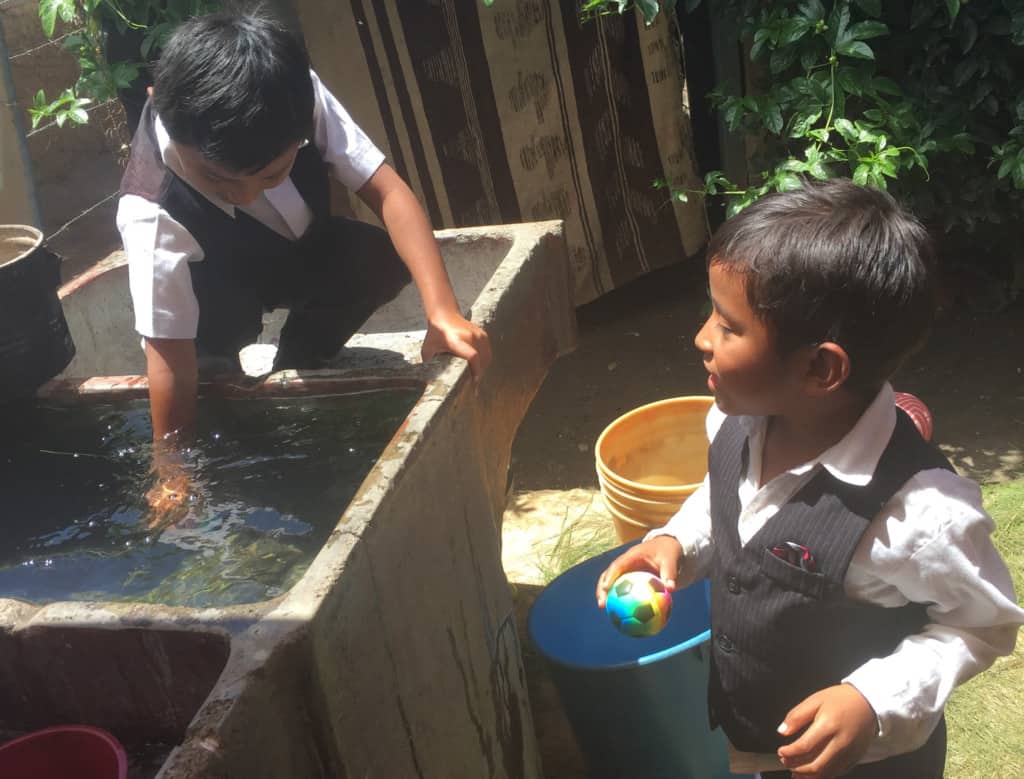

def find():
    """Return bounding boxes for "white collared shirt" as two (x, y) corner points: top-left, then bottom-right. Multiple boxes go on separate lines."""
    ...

(117, 70), (386, 340)
(649, 383), (1024, 773)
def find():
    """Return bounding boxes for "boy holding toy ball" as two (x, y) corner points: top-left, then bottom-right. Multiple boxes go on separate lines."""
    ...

(596, 180), (1023, 778)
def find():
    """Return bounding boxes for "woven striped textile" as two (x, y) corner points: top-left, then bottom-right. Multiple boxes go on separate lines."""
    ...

(293, 0), (709, 305)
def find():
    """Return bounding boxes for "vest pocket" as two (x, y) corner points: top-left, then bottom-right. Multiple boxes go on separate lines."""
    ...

(759, 546), (825, 599)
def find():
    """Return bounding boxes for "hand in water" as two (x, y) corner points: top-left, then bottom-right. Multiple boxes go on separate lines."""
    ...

(145, 457), (203, 529)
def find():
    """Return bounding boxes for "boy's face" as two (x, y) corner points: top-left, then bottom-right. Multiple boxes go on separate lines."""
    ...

(176, 142), (302, 206)
(694, 262), (805, 417)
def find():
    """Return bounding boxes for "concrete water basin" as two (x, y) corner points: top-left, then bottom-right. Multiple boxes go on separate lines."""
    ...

(4, 222), (576, 777)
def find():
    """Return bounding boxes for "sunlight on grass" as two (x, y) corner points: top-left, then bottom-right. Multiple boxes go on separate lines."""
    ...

(946, 479), (1024, 779)
(534, 503), (617, 586)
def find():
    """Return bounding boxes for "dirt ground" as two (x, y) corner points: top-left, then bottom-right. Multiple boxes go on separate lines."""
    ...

(512, 257), (1024, 490)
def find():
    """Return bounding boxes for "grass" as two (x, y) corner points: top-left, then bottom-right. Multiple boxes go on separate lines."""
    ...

(531, 480), (1024, 777)
(534, 498), (617, 585)
(945, 478), (1024, 779)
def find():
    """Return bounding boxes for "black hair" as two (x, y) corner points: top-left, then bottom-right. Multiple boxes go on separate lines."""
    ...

(153, 10), (314, 173)
(707, 179), (936, 394)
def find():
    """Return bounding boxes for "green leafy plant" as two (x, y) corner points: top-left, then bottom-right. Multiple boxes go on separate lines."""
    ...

(556, 0), (1024, 298)
(29, 0), (218, 130)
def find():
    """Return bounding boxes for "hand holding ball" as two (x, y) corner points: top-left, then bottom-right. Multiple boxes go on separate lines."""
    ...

(605, 571), (672, 637)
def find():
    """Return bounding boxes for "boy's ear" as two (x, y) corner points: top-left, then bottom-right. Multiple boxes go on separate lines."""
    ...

(803, 341), (851, 395)
(147, 86), (154, 98)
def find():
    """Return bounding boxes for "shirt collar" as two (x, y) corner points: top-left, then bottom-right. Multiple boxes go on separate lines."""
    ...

(154, 112), (237, 218)
(817, 383), (896, 485)
(737, 382), (897, 487)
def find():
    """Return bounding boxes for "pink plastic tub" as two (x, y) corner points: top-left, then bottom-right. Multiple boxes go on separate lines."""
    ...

(0, 725), (128, 779)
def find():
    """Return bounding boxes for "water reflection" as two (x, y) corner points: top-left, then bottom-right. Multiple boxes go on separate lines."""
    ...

(0, 390), (419, 607)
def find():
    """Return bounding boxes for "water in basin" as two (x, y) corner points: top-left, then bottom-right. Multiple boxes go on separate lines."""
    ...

(0, 389), (420, 607)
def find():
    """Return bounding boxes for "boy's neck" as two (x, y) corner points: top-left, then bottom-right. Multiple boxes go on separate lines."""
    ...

(760, 390), (872, 486)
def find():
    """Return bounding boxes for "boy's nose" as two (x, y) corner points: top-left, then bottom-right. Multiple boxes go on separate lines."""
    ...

(694, 321), (713, 355)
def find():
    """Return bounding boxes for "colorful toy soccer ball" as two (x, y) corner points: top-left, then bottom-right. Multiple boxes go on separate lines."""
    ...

(606, 571), (672, 638)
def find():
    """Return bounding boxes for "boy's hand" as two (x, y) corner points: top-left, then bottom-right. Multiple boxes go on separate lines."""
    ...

(145, 458), (204, 529)
(595, 535), (683, 608)
(776, 683), (877, 778)
(422, 310), (492, 380)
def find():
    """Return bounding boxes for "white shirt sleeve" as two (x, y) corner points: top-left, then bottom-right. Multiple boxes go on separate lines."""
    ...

(310, 70), (386, 192)
(843, 468), (1024, 762)
(117, 194), (203, 340)
(643, 403), (727, 585)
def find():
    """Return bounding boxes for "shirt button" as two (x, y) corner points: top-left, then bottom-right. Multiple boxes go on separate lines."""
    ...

(717, 633), (734, 653)
(727, 576), (741, 594)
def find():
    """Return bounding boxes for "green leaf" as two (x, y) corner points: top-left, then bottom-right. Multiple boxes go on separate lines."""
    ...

(808, 161), (830, 179)
(827, 3), (851, 46)
(723, 101), (745, 130)
(870, 77), (901, 96)
(68, 107), (89, 124)
(997, 157), (1015, 179)
(837, 66), (867, 96)
(959, 16), (978, 52)
(777, 173), (804, 191)
(853, 164), (871, 185)
(800, 47), (821, 71)
(834, 118), (857, 140)
(57, 0), (75, 23)
(946, 0), (960, 23)
(798, 0), (826, 23)
(635, 0), (661, 24)
(847, 21), (889, 41)
(790, 109), (823, 138)
(38, 0), (61, 38)
(770, 46), (799, 74)
(780, 17), (812, 45)
(763, 104), (784, 135)
(837, 40), (875, 59)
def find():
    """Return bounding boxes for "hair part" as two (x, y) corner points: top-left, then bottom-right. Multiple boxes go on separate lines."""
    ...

(153, 9), (314, 173)
(707, 179), (937, 394)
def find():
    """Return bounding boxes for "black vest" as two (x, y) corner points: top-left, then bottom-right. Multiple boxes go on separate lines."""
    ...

(120, 101), (332, 354)
(707, 410), (954, 755)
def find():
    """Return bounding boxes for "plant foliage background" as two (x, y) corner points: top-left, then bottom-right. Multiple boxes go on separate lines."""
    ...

(34, 0), (1024, 297)
(561, 0), (1024, 299)
(31, 0), (217, 130)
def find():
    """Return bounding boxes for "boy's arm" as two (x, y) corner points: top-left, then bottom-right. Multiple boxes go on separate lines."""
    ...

(356, 163), (491, 378)
(144, 337), (199, 520)
(145, 337), (198, 443)
(777, 470), (1024, 776)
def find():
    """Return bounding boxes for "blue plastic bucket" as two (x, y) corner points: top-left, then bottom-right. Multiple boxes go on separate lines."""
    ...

(528, 543), (749, 779)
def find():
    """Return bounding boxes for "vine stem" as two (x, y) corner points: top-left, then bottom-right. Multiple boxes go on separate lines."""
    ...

(823, 55), (837, 132)
(100, 0), (146, 29)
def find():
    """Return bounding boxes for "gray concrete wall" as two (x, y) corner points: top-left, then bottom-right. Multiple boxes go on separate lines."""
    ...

(0, 15), (39, 226)
(15, 221), (576, 778)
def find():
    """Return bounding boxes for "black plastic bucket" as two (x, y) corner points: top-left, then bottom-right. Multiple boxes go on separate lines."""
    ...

(0, 225), (75, 402)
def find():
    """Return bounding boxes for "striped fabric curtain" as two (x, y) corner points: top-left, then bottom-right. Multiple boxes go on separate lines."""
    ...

(294, 0), (708, 305)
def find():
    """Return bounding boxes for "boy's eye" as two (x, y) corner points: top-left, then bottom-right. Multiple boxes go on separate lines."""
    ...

(717, 323), (733, 335)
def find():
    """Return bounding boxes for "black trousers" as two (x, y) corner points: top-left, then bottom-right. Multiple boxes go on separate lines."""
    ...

(193, 216), (411, 372)
(761, 716), (946, 778)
